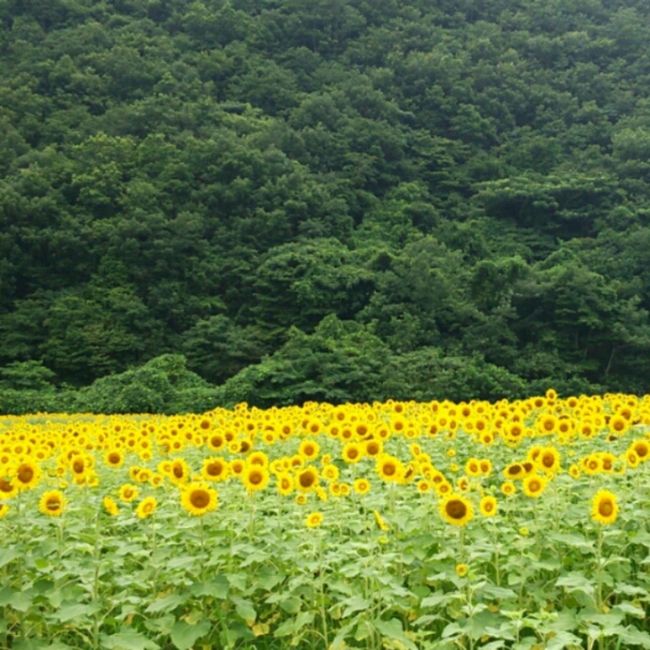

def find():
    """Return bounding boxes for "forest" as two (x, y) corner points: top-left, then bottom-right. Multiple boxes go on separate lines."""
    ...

(2, 0), (650, 412)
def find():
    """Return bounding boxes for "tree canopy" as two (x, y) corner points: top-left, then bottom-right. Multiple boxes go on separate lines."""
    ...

(2, 0), (650, 410)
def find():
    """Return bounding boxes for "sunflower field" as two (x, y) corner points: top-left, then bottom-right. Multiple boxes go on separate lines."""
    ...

(1, 391), (649, 650)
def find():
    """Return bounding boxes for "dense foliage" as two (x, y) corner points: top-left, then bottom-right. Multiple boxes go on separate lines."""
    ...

(2, 0), (650, 410)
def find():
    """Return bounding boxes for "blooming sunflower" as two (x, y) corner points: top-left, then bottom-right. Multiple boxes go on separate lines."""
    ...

(118, 483), (139, 503)
(39, 490), (66, 517)
(276, 473), (294, 496)
(455, 563), (469, 577)
(136, 496), (157, 519)
(523, 475), (548, 498)
(353, 478), (371, 495)
(202, 457), (229, 482)
(591, 489), (618, 525)
(296, 467), (319, 492)
(104, 449), (124, 469)
(0, 477), (17, 500)
(305, 511), (324, 528)
(15, 460), (41, 491)
(439, 493), (473, 527)
(376, 455), (404, 483)
(373, 509), (389, 531)
(181, 482), (218, 516)
(103, 496), (120, 516)
(479, 495), (498, 517)
(0, 503), (9, 518)
(243, 465), (270, 493)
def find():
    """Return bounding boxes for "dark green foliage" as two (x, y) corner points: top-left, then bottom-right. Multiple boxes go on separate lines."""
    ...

(2, 0), (650, 411)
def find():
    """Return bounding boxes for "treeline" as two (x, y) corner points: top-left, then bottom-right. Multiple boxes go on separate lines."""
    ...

(2, 0), (650, 412)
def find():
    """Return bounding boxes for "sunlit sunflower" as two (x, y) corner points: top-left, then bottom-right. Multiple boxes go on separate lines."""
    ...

(522, 475), (548, 498)
(353, 478), (371, 495)
(455, 563), (469, 577)
(296, 467), (319, 492)
(0, 477), (17, 500)
(500, 481), (516, 497)
(0, 503), (9, 519)
(102, 496), (120, 516)
(243, 464), (270, 493)
(305, 511), (323, 528)
(118, 483), (139, 503)
(136, 496), (157, 519)
(276, 473), (294, 496)
(479, 495), (498, 517)
(439, 493), (473, 527)
(202, 457), (229, 482)
(104, 449), (124, 469)
(15, 460), (41, 491)
(39, 490), (66, 517)
(591, 489), (618, 525)
(376, 454), (404, 483)
(299, 439), (320, 461)
(181, 482), (218, 516)
(342, 442), (363, 464)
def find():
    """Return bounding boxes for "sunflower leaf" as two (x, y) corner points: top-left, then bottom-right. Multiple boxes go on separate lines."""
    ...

(170, 620), (211, 650)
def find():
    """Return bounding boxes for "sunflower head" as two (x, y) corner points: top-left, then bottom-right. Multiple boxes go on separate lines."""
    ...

(305, 511), (324, 528)
(591, 489), (618, 525)
(39, 490), (66, 517)
(181, 482), (218, 516)
(439, 493), (473, 527)
(136, 496), (157, 519)
(479, 495), (498, 517)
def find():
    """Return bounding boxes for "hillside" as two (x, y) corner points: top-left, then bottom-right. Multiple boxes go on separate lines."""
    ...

(2, 0), (650, 410)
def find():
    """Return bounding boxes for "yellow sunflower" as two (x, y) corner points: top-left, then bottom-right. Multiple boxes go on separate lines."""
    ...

(15, 460), (41, 491)
(353, 478), (371, 495)
(39, 490), (66, 517)
(118, 483), (139, 503)
(439, 493), (473, 527)
(181, 482), (218, 516)
(305, 511), (324, 528)
(102, 496), (120, 516)
(479, 495), (498, 517)
(136, 496), (157, 519)
(243, 465), (270, 493)
(0, 503), (10, 519)
(591, 490), (618, 525)
(523, 475), (548, 498)
(296, 467), (319, 492)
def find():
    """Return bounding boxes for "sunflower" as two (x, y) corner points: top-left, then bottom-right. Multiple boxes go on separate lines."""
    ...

(500, 481), (516, 497)
(243, 465), (270, 493)
(103, 496), (120, 516)
(353, 478), (371, 495)
(0, 477), (17, 500)
(537, 447), (561, 475)
(299, 439), (320, 461)
(439, 493), (473, 527)
(591, 489), (618, 525)
(39, 490), (66, 517)
(277, 473), (294, 496)
(479, 495), (498, 517)
(202, 457), (229, 482)
(322, 463), (339, 482)
(136, 496), (157, 519)
(169, 458), (190, 486)
(522, 475), (548, 498)
(296, 467), (319, 492)
(305, 511), (324, 528)
(181, 482), (218, 516)
(0, 503), (9, 519)
(118, 483), (139, 503)
(455, 563), (469, 577)
(376, 455), (404, 483)
(15, 460), (41, 491)
(342, 442), (363, 464)
(632, 439), (649, 463)
(104, 449), (124, 469)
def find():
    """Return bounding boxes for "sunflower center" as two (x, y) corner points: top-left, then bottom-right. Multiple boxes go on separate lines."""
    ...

(207, 463), (222, 476)
(18, 466), (34, 483)
(299, 472), (315, 488)
(108, 453), (120, 464)
(599, 501), (613, 517)
(46, 498), (61, 511)
(249, 471), (263, 485)
(383, 463), (396, 476)
(0, 479), (12, 493)
(190, 489), (210, 509)
(446, 499), (467, 520)
(529, 480), (541, 492)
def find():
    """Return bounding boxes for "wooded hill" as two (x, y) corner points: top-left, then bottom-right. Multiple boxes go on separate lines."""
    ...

(2, 0), (650, 412)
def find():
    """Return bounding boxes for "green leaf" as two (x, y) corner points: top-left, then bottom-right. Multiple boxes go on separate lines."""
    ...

(145, 594), (186, 614)
(556, 573), (595, 596)
(279, 596), (301, 614)
(341, 595), (370, 618)
(101, 629), (160, 650)
(53, 603), (95, 623)
(0, 548), (18, 569)
(170, 620), (211, 650)
(374, 618), (417, 650)
(614, 602), (646, 618)
(232, 597), (256, 622)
